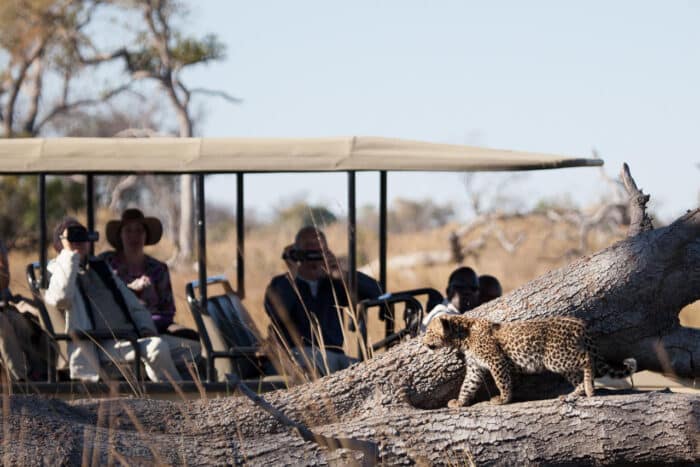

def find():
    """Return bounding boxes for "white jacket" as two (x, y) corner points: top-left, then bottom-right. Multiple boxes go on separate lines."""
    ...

(419, 299), (461, 334)
(44, 249), (158, 381)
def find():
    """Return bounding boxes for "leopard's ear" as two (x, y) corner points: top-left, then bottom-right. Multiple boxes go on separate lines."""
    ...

(441, 315), (469, 338)
(457, 317), (473, 339)
(438, 315), (457, 337)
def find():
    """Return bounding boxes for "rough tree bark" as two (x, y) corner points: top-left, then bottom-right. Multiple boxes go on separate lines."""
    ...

(1, 164), (699, 465)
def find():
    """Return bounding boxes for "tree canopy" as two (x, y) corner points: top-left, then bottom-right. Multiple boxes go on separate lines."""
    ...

(0, 0), (236, 257)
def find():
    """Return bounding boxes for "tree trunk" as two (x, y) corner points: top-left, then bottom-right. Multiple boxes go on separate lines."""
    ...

(1, 164), (699, 465)
(174, 94), (194, 263)
(1, 385), (697, 465)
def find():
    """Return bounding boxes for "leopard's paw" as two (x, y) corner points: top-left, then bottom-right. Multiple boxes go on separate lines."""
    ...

(490, 395), (507, 405)
(447, 399), (465, 409)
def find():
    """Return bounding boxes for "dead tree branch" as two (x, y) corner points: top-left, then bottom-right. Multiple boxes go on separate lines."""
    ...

(621, 162), (654, 236)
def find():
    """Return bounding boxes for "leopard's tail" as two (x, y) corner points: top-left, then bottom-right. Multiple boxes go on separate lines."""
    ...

(594, 356), (637, 379)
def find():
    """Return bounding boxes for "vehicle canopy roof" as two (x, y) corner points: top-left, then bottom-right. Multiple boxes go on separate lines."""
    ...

(0, 136), (602, 173)
(2, 135), (603, 304)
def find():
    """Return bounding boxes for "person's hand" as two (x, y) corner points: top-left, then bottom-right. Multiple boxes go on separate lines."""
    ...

(60, 236), (73, 253)
(127, 275), (152, 292)
(62, 239), (86, 256)
(59, 232), (89, 262)
(282, 244), (299, 276)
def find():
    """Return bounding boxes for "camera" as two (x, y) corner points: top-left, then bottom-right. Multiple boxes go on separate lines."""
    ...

(66, 225), (99, 243)
(282, 248), (324, 262)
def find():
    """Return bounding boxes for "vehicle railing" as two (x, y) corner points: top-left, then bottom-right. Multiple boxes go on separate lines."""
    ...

(188, 275), (229, 289)
(356, 287), (442, 354)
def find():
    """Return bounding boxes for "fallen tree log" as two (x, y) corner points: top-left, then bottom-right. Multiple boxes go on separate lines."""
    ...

(1, 164), (699, 465)
(1, 390), (697, 465)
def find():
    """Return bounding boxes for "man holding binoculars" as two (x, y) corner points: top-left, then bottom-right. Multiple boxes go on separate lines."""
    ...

(264, 226), (382, 377)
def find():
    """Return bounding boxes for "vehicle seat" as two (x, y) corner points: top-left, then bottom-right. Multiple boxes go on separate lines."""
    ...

(185, 276), (273, 382)
(26, 262), (69, 379)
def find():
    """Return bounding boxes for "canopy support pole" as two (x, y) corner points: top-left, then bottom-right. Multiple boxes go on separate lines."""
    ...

(348, 171), (357, 302)
(39, 174), (47, 289)
(349, 171), (366, 357)
(379, 171), (387, 292)
(86, 174), (95, 256)
(237, 173), (245, 298)
(196, 174), (207, 309)
(379, 170), (394, 339)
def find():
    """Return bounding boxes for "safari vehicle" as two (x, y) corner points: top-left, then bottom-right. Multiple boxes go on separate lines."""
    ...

(0, 136), (602, 399)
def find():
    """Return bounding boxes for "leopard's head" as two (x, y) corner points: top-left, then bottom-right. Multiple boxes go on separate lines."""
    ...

(423, 315), (473, 350)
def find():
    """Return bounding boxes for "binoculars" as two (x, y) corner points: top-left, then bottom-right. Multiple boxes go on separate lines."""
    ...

(282, 248), (324, 262)
(65, 225), (100, 243)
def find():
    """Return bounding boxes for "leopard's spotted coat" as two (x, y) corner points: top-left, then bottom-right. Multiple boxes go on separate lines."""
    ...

(423, 315), (636, 407)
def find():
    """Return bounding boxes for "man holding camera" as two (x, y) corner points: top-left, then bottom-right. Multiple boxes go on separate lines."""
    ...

(264, 226), (382, 376)
(44, 217), (181, 382)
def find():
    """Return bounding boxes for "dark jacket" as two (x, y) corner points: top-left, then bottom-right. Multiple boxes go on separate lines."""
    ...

(264, 272), (381, 350)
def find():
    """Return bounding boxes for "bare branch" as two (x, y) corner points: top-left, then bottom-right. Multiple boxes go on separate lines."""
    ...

(76, 46), (131, 66)
(493, 228), (526, 254)
(107, 175), (139, 212)
(143, 1), (170, 67)
(59, 68), (71, 106)
(174, 76), (191, 109)
(155, 0), (171, 47)
(620, 163), (654, 236)
(2, 39), (48, 136)
(450, 212), (527, 262)
(74, 0), (101, 31)
(190, 87), (243, 104)
(34, 82), (133, 133)
(21, 58), (44, 135)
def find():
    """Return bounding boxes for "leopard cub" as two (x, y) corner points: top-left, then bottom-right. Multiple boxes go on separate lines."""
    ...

(423, 315), (636, 407)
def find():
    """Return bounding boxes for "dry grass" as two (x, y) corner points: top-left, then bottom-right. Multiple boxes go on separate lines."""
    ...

(9, 212), (697, 352)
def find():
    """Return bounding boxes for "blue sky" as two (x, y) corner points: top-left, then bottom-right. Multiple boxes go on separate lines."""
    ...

(184, 1), (699, 222)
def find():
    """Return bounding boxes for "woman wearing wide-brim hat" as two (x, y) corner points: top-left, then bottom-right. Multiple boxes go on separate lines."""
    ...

(105, 208), (164, 253)
(100, 208), (200, 375)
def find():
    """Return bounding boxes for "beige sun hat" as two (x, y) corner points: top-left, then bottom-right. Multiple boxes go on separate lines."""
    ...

(106, 208), (163, 250)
